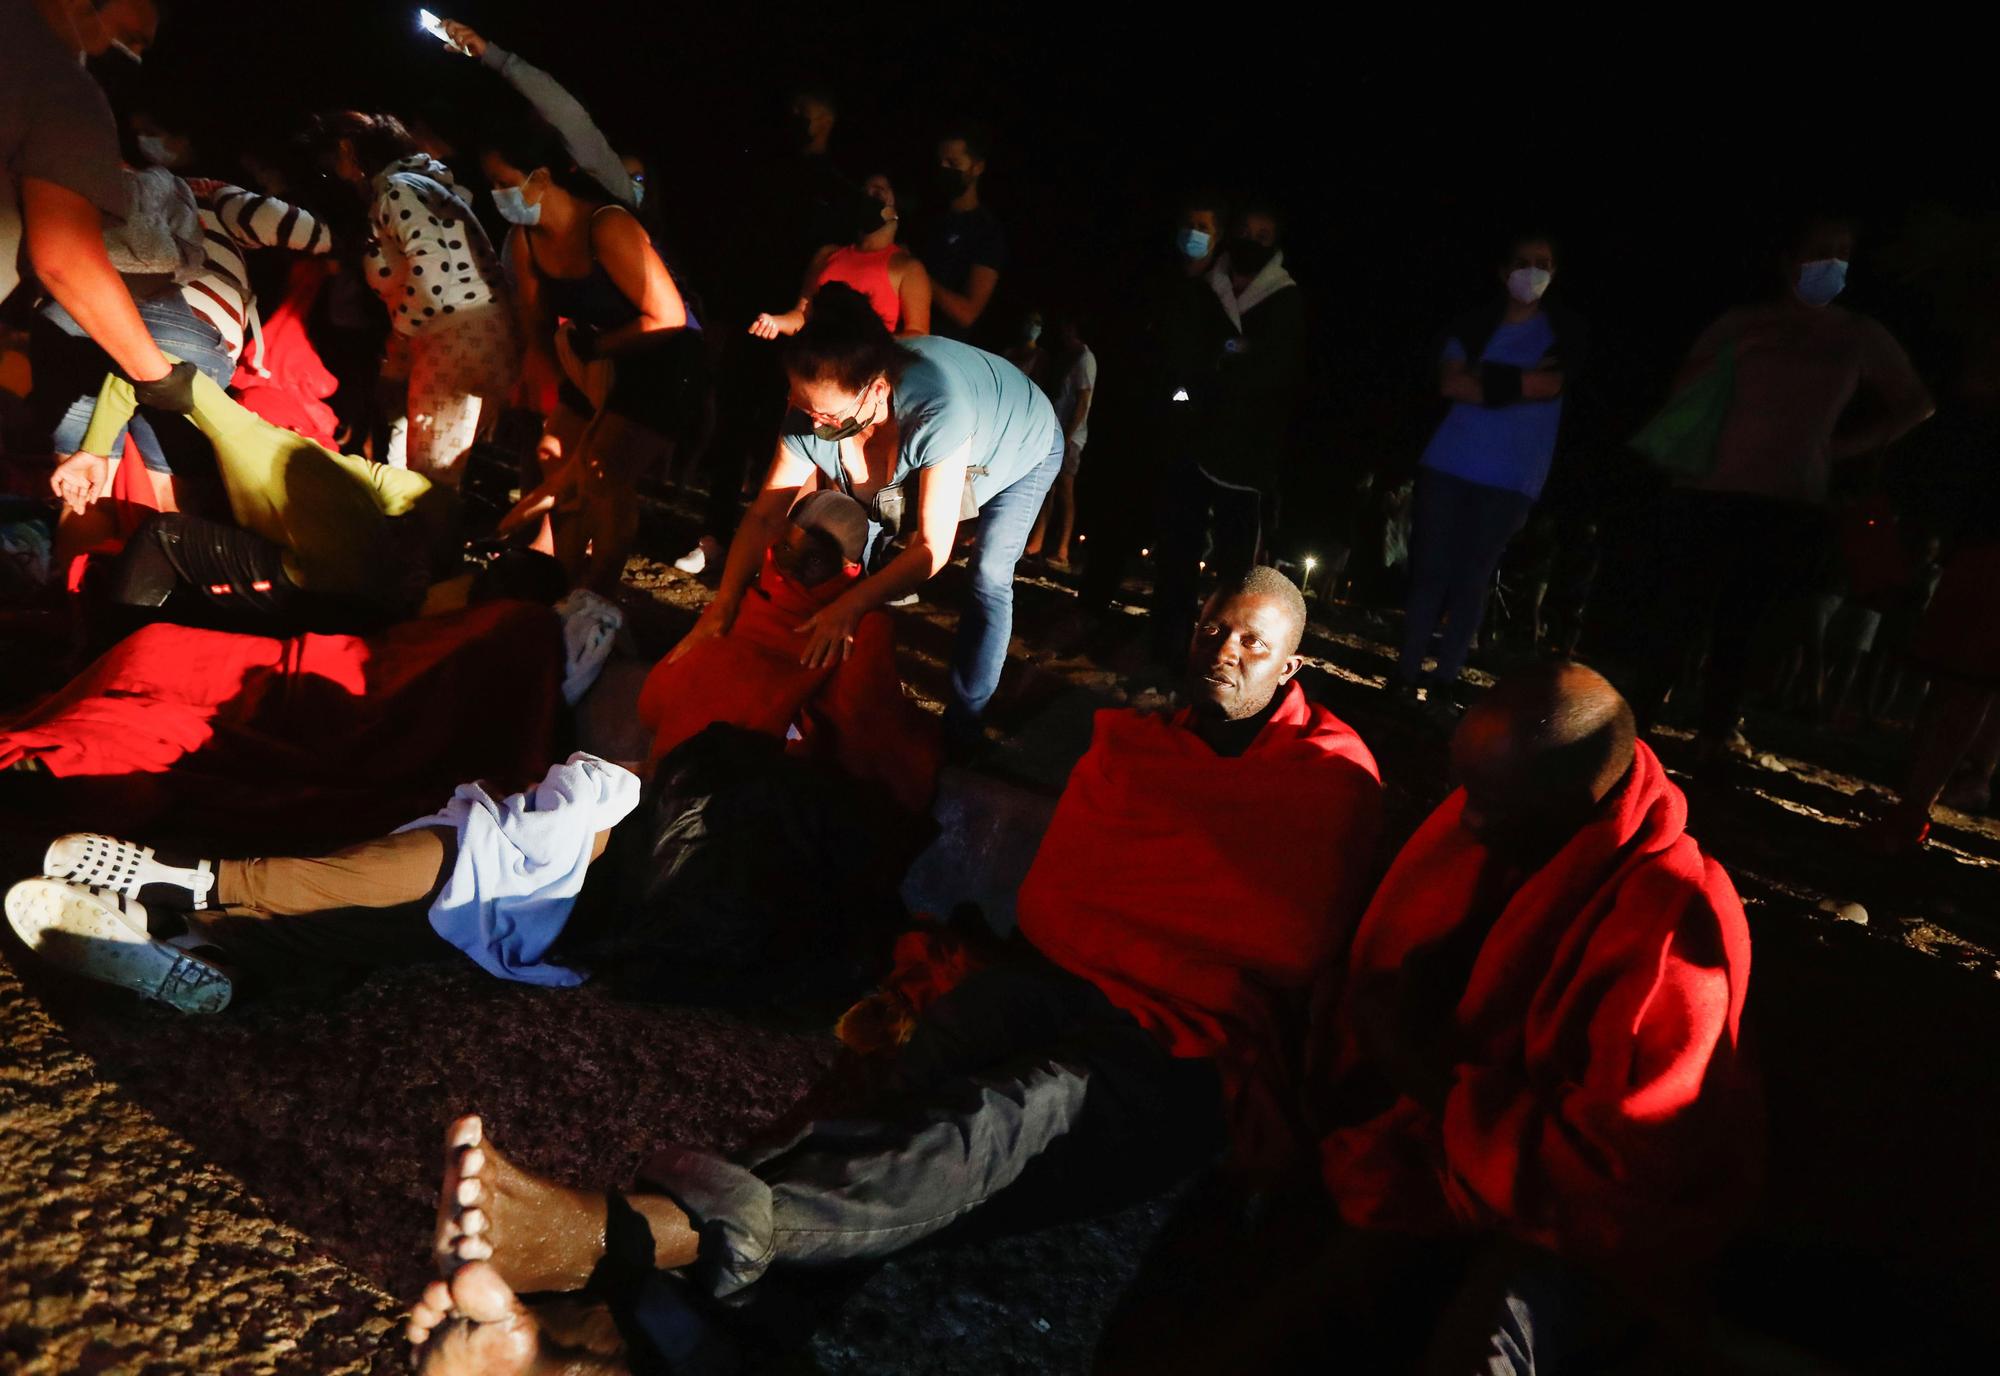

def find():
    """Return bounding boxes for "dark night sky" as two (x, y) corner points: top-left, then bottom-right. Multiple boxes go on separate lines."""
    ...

(94, 2), (2000, 621)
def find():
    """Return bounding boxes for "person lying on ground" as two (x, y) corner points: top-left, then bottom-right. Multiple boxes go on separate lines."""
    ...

(1206, 663), (1758, 1373)
(2, 495), (902, 1013)
(397, 570), (1380, 1349)
(50, 365), (460, 634)
(637, 489), (939, 815)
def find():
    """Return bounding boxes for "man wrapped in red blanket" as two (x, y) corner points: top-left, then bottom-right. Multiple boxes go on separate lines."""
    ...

(1018, 627), (1383, 1175)
(640, 490), (939, 814)
(400, 571), (1384, 1315)
(1306, 663), (1759, 1371)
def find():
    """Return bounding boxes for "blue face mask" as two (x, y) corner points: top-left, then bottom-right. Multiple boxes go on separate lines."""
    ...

(1177, 227), (1212, 260)
(491, 184), (542, 226)
(1795, 257), (1848, 308)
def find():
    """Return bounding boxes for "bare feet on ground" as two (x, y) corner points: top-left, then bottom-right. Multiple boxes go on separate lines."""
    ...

(435, 1116), (608, 1294)
(434, 1116), (701, 1295)
(407, 1260), (620, 1375)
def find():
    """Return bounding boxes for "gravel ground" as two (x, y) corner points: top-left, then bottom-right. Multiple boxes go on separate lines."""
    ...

(5, 503), (2000, 1372)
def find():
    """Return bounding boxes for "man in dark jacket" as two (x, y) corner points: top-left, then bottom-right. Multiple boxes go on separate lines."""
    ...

(1146, 203), (1307, 667)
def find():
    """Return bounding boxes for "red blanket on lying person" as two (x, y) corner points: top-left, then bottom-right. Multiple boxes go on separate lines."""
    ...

(1317, 741), (1759, 1264)
(0, 601), (562, 848)
(638, 554), (939, 815)
(1017, 682), (1383, 1175)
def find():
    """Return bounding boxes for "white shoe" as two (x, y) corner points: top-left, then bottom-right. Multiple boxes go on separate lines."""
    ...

(43, 833), (214, 910)
(888, 592), (920, 607)
(672, 537), (719, 576)
(5, 879), (232, 1014)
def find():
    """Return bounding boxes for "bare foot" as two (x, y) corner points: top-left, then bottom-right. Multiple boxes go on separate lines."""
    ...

(407, 1261), (584, 1375)
(434, 1116), (606, 1294)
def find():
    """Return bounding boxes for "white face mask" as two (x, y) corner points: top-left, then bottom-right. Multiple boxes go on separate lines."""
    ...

(1507, 267), (1552, 304)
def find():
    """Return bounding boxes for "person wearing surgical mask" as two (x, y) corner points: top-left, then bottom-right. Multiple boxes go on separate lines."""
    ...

(1395, 233), (1588, 716)
(1635, 212), (1935, 772)
(916, 126), (1006, 341)
(1141, 204), (1305, 671)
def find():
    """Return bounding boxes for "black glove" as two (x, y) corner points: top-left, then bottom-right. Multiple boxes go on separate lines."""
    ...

(567, 323), (603, 363)
(130, 360), (199, 414)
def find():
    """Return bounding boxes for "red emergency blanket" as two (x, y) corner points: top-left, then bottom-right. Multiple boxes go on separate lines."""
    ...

(230, 259), (341, 449)
(1317, 740), (1759, 1262)
(0, 601), (562, 847)
(1017, 682), (1383, 1174)
(638, 555), (939, 815)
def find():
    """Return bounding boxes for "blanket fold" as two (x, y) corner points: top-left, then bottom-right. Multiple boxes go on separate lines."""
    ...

(1016, 682), (1382, 1175)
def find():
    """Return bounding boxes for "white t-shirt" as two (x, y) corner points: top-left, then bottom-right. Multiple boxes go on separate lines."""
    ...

(1055, 347), (1099, 449)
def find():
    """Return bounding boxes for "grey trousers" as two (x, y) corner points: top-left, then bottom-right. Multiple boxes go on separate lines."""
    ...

(643, 957), (1224, 1299)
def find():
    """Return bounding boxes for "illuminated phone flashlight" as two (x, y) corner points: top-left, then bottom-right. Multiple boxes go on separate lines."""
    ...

(1171, 388), (1190, 402)
(1302, 555), (1317, 593)
(418, 9), (449, 41)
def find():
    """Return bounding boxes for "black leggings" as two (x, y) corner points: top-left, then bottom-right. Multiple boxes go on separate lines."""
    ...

(103, 512), (388, 636)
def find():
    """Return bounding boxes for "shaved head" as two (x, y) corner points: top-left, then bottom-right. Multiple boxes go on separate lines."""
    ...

(1450, 663), (1637, 859)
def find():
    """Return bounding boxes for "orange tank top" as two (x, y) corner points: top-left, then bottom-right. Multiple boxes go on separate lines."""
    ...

(815, 245), (901, 332)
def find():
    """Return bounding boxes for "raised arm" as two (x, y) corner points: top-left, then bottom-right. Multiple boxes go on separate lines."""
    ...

(440, 19), (635, 207)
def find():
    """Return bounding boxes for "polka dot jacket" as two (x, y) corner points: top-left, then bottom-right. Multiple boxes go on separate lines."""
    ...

(362, 155), (507, 339)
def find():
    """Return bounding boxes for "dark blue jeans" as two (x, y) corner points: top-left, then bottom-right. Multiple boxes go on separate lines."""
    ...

(1399, 467), (1535, 687)
(40, 294), (235, 473)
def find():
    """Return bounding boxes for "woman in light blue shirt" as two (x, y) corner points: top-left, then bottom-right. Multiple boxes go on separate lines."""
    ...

(666, 284), (1063, 744)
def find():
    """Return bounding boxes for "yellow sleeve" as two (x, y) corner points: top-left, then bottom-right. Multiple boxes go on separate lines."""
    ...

(79, 375), (140, 458)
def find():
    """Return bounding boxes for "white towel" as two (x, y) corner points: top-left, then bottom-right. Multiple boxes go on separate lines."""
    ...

(556, 588), (625, 705)
(397, 752), (641, 985)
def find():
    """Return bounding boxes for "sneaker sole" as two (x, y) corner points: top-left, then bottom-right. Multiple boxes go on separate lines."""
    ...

(4, 879), (231, 1014)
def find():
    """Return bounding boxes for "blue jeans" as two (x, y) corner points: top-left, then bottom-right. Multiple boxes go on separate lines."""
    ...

(42, 294), (234, 473)
(943, 433), (1065, 734)
(1399, 467), (1535, 687)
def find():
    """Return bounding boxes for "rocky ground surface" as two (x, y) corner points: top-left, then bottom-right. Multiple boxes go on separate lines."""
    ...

(5, 498), (2000, 1373)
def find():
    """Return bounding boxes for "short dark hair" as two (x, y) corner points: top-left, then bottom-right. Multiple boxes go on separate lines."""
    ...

(937, 123), (992, 165)
(1208, 565), (1308, 657)
(792, 85), (839, 117)
(1780, 209), (1857, 258)
(782, 282), (918, 392)
(306, 111), (418, 176)
(1180, 187), (1228, 221)
(1501, 228), (1559, 269)
(1236, 198), (1284, 240)
(482, 119), (624, 203)
(469, 549), (569, 606)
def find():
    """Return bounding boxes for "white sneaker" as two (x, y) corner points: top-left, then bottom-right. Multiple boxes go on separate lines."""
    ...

(5, 879), (232, 1014)
(888, 592), (920, 607)
(673, 537), (719, 576)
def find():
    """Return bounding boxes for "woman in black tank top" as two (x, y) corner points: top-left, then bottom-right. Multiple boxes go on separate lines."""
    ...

(480, 123), (707, 591)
